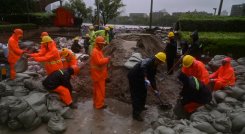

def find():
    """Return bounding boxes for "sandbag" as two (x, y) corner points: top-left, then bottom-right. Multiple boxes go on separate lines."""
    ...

(214, 91), (227, 103)
(190, 112), (212, 122)
(5, 78), (25, 86)
(17, 107), (37, 129)
(8, 119), (23, 130)
(0, 101), (9, 124)
(27, 117), (42, 131)
(232, 112), (245, 132)
(47, 114), (67, 134)
(0, 82), (13, 97)
(15, 56), (28, 73)
(191, 121), (218, 134)
(13, 86), (29, 97)
(8, 97), (28, 118)
(24, 79), (47, 92)
(42, 112), (56, 123)
(234, 65), (245, 75)
(226, 86), (245, 99)
(124, 53), (143, 69)
(237, 57), (245, 65)
(153, 126), (175, 134)
(24, 92), (47, 106)
(181, 127), (203, 134)
(224, 97), (238, 104)
(140, 128), (154, 134)
(212, 114), (232, 133)
(47, 94), (65, 112)
(216, 103), (233, 113)
(173, 99), (189, 119)
(59, 107), (74, 119)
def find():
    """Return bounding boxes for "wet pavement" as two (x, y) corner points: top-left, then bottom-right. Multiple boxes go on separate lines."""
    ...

(0, 98), (160, 134)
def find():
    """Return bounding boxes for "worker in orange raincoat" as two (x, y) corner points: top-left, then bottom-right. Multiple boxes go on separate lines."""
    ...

(90, 36), (110, 109)
(209, 57), (236, 91)
(8, 29), (26, 80)
(42, 65), (80, 108)
(29, 32), (49, 58)
(182, 55), (210, 85)
(30, 36), (63, 75)
(60, 48), (78, 69)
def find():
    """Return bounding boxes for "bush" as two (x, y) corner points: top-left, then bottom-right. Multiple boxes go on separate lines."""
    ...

(176, 15), (245, 32)
(182, 32), (245, 58)
(0, 13), (55, 26)
(0, 24), (38, 32)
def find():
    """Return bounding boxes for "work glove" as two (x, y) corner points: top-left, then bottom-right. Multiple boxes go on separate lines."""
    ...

(145, 79), (151, 87)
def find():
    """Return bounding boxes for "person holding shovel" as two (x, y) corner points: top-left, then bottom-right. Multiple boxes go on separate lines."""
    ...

(8, 29), (27, 80)
(127, 52), (166, 121)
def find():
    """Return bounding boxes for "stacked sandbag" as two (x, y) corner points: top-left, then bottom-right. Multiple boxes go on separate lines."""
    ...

(0, 74), (73, 133)
(142, 56), (245, 134)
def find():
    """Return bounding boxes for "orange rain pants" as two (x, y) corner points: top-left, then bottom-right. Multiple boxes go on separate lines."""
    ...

(8, 34), (24, 80)
(184, 102), (202, 113)
(90, 46), (109, 109)
(53, 86), (72, 105)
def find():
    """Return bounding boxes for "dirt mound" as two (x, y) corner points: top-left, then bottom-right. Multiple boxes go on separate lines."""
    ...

(102, 34), (181, 105)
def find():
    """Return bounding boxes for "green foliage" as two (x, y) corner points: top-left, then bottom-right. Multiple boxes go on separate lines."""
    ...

(0, 23), (37, 32)
(96, 0), (125, 25)
(177, 15), (245, 32)
(0, 13), (55, 26)
(182, 32), (245, 58)
(64, 0), (91, 19)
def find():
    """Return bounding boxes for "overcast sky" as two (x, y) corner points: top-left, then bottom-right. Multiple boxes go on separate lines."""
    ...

(82, 0), (244, 15)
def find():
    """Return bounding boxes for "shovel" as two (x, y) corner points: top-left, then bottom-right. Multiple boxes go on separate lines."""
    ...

(151, 89), (172, 110)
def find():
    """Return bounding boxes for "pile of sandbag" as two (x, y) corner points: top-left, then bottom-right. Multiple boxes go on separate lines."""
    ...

(141, 56), (245, 134)
(0, 74), (73, 133)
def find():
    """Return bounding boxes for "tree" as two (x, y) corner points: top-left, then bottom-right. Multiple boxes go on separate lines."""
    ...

(95, 0), (125, 25)
(64, 0), (91, 19)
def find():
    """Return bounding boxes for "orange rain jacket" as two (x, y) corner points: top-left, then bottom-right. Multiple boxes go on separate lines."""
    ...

(182, 60), (210, 85)
(90, 46), (109, 81)
(32, 41), (63, 75)
(209, 61), (236, 90)
(60, 50), (78, 69)
(8, 34), (24, 64)
(90, 46), (109, 109)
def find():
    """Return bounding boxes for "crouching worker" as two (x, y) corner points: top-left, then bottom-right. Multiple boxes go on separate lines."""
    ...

(42, 65), (80, 108)
(209, 57), (236, 91)
(174, 72), (212, 119)
(127, 52), (166, 121)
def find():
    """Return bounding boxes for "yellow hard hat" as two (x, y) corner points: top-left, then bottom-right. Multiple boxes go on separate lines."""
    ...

(168, 32), (174, 38)
(109, 25), (114, 29)
(60, 48), (69, 57)
(105, 27), (110, 31)
(182, 55), (194, 68)
(74, 36), (79, 41)
(41, 36), (53, 44)
(155, 52), (166, 62)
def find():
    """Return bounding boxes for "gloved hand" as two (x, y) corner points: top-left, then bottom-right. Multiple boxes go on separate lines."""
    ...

(145, 79), (151, 87)
(154, 90), (160, 96)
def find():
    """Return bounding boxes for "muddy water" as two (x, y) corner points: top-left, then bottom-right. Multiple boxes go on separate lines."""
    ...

(0, 98), (161, 134)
